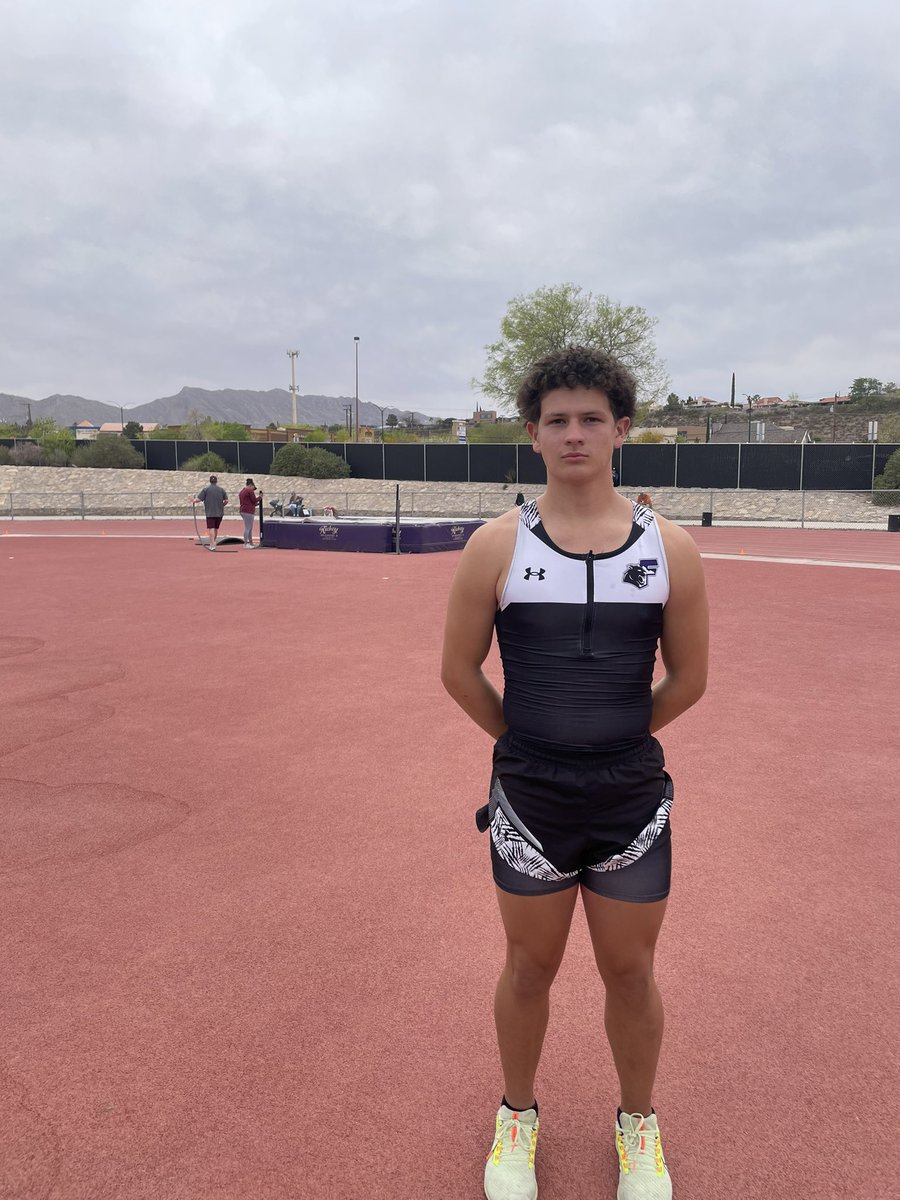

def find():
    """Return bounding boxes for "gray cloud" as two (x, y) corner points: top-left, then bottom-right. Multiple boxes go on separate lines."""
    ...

(1, 0), (898, 415)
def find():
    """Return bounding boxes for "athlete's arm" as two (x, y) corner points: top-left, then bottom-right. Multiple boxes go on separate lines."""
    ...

(651, 520), (709, 734)
(440, 519), (512, 740)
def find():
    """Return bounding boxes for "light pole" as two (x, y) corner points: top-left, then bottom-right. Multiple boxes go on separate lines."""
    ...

(744, 394), (753, 442)
(353, 336), (360, 441)
(343, 403), (353, 436)
(371, 403), (388, 441)
(287, 349), (299, 427)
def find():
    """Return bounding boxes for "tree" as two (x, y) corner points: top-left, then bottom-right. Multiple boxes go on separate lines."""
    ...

(181, 409), (210, 439)
(787, 391), (800, 405)
(122, 420), (143, 440)
(849, 378), (883, 402)
(386, 414), (399, 428)
(475, 283), (670, 410)
(218, 422), (249, 441)
(665, 393), (682, 410)
(29, 417), (61, 440)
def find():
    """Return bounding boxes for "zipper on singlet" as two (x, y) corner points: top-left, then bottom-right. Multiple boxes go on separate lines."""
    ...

(581, 552), (595, 656)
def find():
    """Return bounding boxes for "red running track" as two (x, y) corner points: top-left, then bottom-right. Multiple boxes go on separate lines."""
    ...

(1, 531), (898, 1199)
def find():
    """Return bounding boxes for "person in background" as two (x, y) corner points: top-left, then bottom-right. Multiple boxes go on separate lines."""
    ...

(193, 475), (228, 549)
(238, 478), (258, 546)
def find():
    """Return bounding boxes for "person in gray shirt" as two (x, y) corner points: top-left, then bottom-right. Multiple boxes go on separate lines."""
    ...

(193, 475), (229, 548)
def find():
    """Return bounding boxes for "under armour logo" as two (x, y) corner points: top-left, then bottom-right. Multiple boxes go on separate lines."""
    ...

(524, 567), (546, 581)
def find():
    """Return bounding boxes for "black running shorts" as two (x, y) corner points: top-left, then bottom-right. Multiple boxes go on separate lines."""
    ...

(476, 732), (673, 902)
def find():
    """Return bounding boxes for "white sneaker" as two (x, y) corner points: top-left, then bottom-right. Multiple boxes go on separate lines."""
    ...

(484, 1104), (539, 1200)
(615, 1112), (672, 1199)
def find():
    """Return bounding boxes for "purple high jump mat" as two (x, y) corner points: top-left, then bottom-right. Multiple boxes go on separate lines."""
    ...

(261, 516), (484, 553)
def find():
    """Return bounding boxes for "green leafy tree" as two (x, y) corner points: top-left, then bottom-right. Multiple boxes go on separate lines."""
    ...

(73, 438), (145, 468)
(38, 428), (76, 465)
(386, 414), (399, 428)
(216, 422), (248, 440)
(122, 420), (143, 440)
(29, 417), (60, 439)
(849, 377), (883, 402)
(665, 393), (682, 410)
(270, 444), (351, 479)
(475, 283), (670, 410)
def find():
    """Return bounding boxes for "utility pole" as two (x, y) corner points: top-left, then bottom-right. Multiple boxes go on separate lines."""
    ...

(832, 392), (838, 442)
(744, 394), (753, 442)
(730, 372), (735, 408)
(353, 336), (360, 441)
(287, 349), (299, 427)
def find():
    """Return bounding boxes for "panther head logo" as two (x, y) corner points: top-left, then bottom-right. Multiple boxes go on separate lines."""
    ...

(623, 564), (649, 589)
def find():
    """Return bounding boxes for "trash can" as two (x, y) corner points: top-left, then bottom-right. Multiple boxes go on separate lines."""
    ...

(701, 511), (713, 527)
(888, 514), (900, 532)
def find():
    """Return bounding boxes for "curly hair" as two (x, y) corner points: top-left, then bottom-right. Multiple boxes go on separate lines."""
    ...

(516, 346), (637, 425)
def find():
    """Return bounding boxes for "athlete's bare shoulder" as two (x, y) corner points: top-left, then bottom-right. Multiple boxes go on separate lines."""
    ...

(654, 513), (705, 592)
(454, 507), (520, 600)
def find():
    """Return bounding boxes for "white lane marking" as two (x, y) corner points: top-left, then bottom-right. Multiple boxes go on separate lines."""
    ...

(700, 552), (900, 571)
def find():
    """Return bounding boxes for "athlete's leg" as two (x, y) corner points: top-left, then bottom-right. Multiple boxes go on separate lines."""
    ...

(494, 884), (579, 1110)
(580, 887), (668, 1115)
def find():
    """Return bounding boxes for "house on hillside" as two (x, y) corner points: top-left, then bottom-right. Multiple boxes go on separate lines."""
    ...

(753, 396), (784, 408)
(97, 422), (159, 436)
(817, 395), (850, 405)
(634, 425), (707, 444)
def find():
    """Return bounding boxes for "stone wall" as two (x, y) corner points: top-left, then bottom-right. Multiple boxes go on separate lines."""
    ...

(0, 465), (895, 526)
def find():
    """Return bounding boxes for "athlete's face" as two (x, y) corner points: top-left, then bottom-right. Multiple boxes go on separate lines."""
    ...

(527, 387), (630, 475)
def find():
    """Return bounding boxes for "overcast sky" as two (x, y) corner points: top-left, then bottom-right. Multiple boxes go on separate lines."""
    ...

(2, 0), (898, 416)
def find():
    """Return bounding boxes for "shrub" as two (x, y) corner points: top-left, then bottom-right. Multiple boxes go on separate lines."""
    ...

(179, 452), (229, 473)
(270, 444), (351, 479)
(11, 442), (43, 465)
(73, 438), (146, 469)
(40, 447), (72, 466)
(39, 430), (76, 465)
(872, 448), (900, 506)
(466, 422), (531, 444)
(0, 446), (11, 464)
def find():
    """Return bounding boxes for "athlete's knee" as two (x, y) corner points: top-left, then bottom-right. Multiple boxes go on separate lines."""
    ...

(503, 947), (563, 1000)
(599, 960), (657, 1002)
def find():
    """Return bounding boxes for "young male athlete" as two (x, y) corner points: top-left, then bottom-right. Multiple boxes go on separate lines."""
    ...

(441, 347), (708, 1199)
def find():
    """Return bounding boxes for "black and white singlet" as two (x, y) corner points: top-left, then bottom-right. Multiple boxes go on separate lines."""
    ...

(495, 500), (670, 752)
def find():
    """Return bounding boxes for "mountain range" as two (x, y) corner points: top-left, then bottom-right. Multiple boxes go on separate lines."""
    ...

(0, 387), (439, 429)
